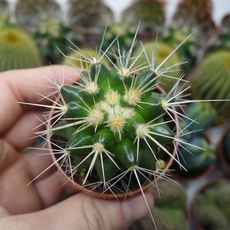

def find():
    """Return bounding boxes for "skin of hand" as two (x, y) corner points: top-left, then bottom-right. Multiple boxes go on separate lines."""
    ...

(0, 66), (154, 230)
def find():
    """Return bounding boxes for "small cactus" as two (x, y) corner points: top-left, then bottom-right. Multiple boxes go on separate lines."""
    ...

(122, 0), (165, 36)
(191, 51), (230, 116)
(15, 0), (61, 32)
(33, 19), (79, 64)
(24, 34), (228, 228)
(69, 0), (113, 31)
(173, 0), (214, 31)
(0, 27), (41, 71)
(122, 0), (165, 35)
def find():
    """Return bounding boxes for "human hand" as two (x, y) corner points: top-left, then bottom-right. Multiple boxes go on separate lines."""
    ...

(0, 66), (153, 230)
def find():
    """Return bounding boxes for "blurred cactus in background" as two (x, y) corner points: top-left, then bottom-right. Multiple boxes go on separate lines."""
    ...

(15, 0), (61, 32)
(191, 51), (230, 116)
(133, 41), (181, 92)
(69, 0), (113, 31)
(33, 18), (80, 64)
(122, 0), (165, 36)
(173, 0), (214, 34)
(194, 181), (230, 230)
(0, 26), (41, 71)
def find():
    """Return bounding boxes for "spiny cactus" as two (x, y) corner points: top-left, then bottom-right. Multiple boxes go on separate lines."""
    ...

(69, 0), (113, 31)
(191, 51), (230, 116)
(132, 41), (182, 92)
(23, 34), (228, 228)
(122, 0), (165, 35)
(173, 0), (214, 30)
(33, 19), (79, 64)
(0, 27), (41, 71)
(15, 0), (61, 32)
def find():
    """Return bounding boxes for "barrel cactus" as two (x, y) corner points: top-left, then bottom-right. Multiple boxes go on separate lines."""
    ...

(15, 0), (61, 32)
(69, 0), (113, 31)
(191, 51), (230, 116)
(0, 27), (41, 71)
(122, 0), (165, 35)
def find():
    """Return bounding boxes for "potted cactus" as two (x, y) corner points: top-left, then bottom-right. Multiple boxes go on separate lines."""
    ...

(193, 180), (230, 230)
(32, 18), (80, 65)
(15, 0), (61, 32)
(69, 0), (113, 46)
(0, 26), (41, 71)
(122, 0), (166, 39)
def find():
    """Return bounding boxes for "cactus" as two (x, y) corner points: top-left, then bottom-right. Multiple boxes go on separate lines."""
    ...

(33, 19), (80, 64)
(15, 0), (61, 32)
(69, 0), (113, 31)
(191, 51), (230, 116)
(194, 182), (230, 230)
(172, 0), (214, 34)
(132, 41), (181, 92)
(122, 0), (165, 35)
(0, 27), (41, 71)
(22, 34), (229, 228)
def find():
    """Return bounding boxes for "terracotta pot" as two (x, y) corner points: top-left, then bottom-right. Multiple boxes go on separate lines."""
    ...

(47, 85), (179, 200)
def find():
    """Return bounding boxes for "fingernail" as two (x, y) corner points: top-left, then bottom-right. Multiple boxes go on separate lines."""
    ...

(121, 192), (154, 224)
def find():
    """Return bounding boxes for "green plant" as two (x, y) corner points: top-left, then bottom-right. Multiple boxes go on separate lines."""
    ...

(194, 181), (230, 230)
(0, 27), (41, 71)
(69, 0), (113, 31)
(172, 0), (214, 35)
(122, 0), (165, 34)
(33, 19), (80, 64)
(24, 34), (228, 228)
(15, 0), (61, 32)
(132, 41), (182, 92)
(191, 51), (230, 116)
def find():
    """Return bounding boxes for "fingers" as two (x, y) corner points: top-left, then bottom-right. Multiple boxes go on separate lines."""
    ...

(0, 193), (154, 230)
(0, 65), (79, 134)
(2, 111), (44, 151)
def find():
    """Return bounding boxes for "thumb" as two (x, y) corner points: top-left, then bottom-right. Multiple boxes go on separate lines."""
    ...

(0, 192), (154, 230)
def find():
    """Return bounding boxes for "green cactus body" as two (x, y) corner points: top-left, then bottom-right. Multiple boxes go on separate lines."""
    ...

(49, 52), (181, 195)
(69, 0), (113, 31)
(172, 0), (214, 36)
(122, 0), (165, 34)
(191, 51), (230, 116)
(194, 181), (230, 230)
(133, 41), (181, 92)
(15, 0), (61, 32)
(0, 27), (41, 71)
(33, 19), (79, 64)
